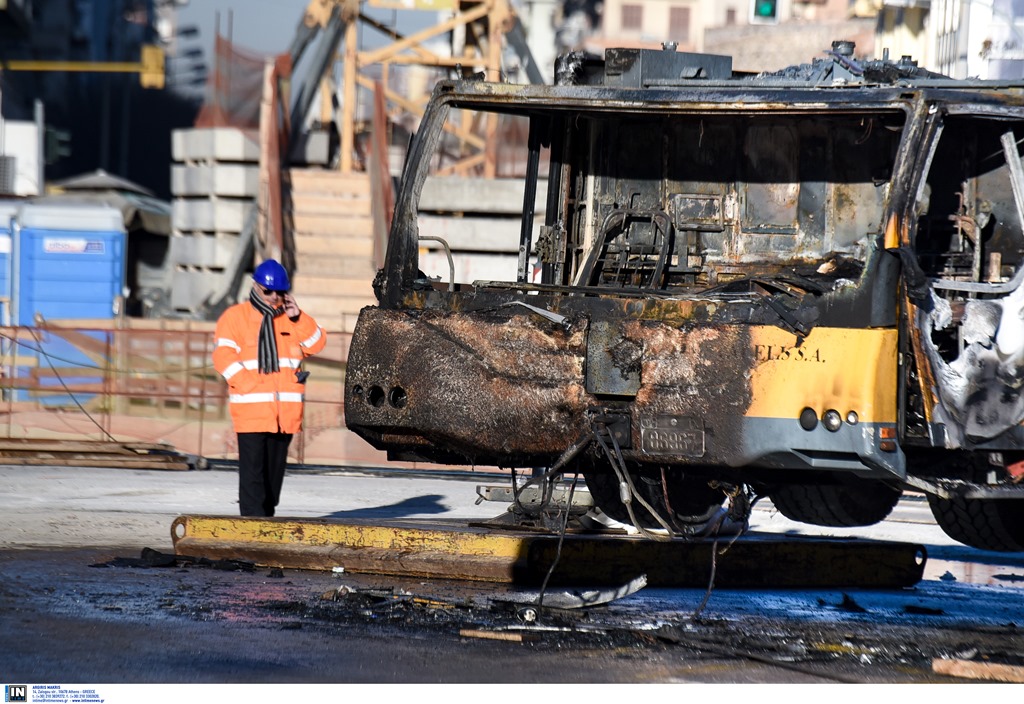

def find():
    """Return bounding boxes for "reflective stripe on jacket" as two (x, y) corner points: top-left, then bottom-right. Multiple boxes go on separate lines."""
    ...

(212, 302), (327, 434)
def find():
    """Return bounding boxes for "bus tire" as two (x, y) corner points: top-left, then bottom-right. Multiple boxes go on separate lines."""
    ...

(927, 495), (1024, 552)
(769, 480), (901, 527)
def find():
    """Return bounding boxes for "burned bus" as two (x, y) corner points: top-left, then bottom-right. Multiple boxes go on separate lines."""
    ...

(344, 43), (1024, 552)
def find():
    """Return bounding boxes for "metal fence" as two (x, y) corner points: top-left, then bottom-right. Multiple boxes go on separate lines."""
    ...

(0, 318), (361, 466)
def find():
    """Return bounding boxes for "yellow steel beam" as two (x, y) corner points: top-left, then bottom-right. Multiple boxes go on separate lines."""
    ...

(2, 60), (145, 72)
(356, 13), (438, 64)
(170, 514), (928, 588)
(1, 45), (165, 89)
(172, 515), (529, 582)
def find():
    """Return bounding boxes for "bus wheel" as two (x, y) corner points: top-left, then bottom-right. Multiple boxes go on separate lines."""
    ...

(769, 479), (901, 527)
(583, 464), (724, 533)
(927, 495), (1024, 552)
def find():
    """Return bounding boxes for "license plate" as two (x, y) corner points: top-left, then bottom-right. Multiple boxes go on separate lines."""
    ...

(639, 415), (705, 457)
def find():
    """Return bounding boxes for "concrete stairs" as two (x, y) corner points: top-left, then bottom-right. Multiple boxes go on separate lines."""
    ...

(287, 169), (378, 334)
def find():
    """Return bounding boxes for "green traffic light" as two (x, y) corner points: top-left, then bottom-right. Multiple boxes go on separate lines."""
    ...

(754, 0), (778, 18)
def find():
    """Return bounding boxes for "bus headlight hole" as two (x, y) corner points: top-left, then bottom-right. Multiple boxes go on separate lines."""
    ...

(799, 407), (818, 431)
(389, 387), (408, 409)
(367, 385), (385, 407)
(822, 409), (842, 432)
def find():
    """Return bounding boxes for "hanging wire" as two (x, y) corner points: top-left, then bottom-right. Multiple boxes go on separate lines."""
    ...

(25, 327), (117, 442)
(592, 419), (675, 540)
(691, 485), (755, 619)
(536, 472), (579, 612)
(510, 434), (592, 517)
(0, 329), (215, 376)
(3, 322), (220, 444)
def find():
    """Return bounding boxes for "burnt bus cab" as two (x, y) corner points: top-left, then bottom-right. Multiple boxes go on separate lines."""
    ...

(345, 44), (1024, 552)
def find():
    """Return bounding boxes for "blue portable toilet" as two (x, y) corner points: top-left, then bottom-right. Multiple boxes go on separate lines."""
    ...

(0, 200), (18, 325)
(12, 203), (126, 405)
(14, 203), (126, 325)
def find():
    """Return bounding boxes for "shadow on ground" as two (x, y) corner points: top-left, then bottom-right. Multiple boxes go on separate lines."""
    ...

(322, 494), (449, 519)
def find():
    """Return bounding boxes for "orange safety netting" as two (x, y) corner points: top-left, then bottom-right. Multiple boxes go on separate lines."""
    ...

(194, 33), (267, 130)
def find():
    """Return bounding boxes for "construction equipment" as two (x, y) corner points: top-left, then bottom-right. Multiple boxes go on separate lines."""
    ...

(201, 0), (544, 318)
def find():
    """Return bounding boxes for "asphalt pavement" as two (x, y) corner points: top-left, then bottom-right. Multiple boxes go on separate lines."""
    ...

(2, 463), (1023, 690)
(0, 464), (504, 551)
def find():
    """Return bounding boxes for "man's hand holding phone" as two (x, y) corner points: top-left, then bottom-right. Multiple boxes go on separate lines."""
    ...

(282, 293), (300, 319)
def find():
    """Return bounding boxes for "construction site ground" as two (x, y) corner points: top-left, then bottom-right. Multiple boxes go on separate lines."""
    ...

(2, 463), (1023, 689)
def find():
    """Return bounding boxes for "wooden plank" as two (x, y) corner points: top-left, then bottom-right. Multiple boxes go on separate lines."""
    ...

(291, 213), (373, 238)
(932, 658), (1024, 683)
(0, 439), (175, 455)
(0, 453), (186, 464)
(290, 276), (377, 297)
(293, 255), (376, 279)
(288, 169), (371, 195)
(0, 439), (193, 472)
(459, 629), (528, 643)
(290, 193), (371, 216)
(0, 447), (185, 458)
(0, 458), (193, 470)
(293, 233), (373, 256)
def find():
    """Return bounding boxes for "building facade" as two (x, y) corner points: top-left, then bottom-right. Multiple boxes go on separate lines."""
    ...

(930, 0), (1024, 79)
(594, 0), (877, 71)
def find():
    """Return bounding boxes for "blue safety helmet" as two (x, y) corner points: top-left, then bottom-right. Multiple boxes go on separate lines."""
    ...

(253, 259), (290, 291)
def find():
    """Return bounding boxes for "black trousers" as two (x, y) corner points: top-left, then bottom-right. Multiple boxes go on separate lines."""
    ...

(237, 432), (293, 517)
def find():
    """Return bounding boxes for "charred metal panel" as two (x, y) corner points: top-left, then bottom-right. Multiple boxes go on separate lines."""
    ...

(671, 193), (724, 232)
(603, 47), (732, 87)
(345, 307), (591, 463)
(585, 319), (642, 397)
(743, 125), (800, 236)
(345, 302), (836, 469)
(624, 320), (755, 465)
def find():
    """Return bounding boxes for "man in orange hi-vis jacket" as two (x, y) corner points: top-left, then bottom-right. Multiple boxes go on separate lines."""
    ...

(213, 259), (327, 516)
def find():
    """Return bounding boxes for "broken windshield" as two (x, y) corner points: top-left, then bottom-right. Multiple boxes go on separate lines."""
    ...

(408, 102), (907, 299)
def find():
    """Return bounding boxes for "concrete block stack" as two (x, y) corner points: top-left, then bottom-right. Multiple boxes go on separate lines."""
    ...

(169, 128), (259, 316)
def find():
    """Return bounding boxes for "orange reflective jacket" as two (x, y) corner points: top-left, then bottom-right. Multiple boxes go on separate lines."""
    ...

(213, 302), (327, 434)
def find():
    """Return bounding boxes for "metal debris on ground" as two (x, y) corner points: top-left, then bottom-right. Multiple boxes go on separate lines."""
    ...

(320, 584), (463, 612)
(491, 573), (648, 610)
(92, 547), (255, 572)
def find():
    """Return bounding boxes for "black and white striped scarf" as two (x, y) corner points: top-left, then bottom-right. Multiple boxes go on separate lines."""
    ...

(249, 287), (285, 374)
